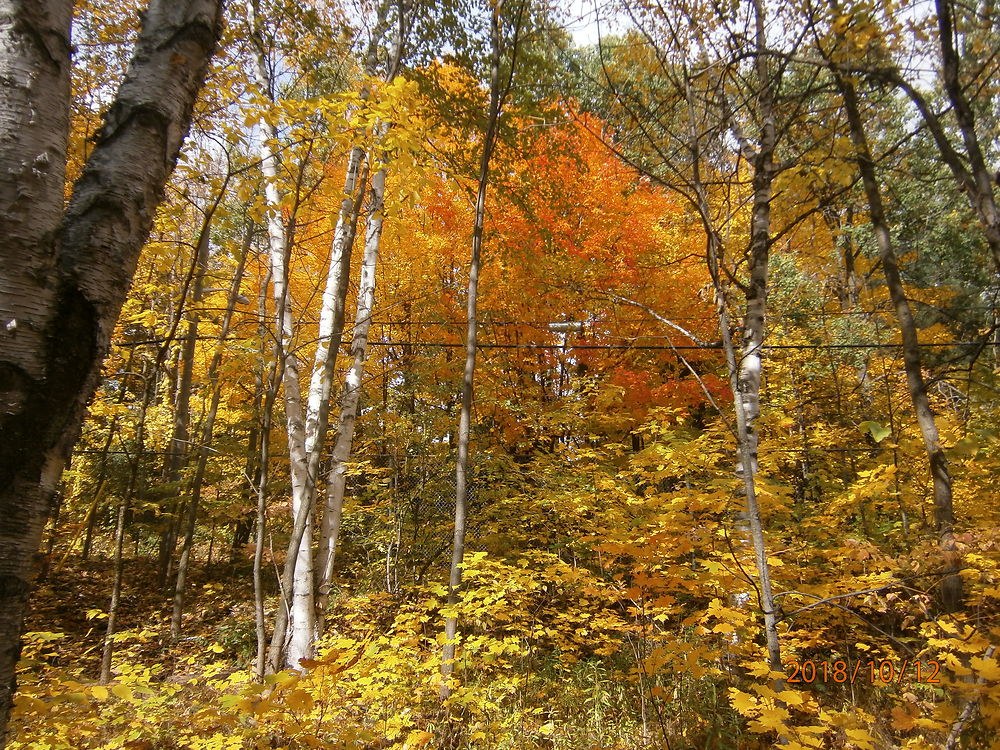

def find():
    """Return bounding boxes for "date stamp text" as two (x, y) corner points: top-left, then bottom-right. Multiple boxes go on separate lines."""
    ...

(785, 659), (941, 685)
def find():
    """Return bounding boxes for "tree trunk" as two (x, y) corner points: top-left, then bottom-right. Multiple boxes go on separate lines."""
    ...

(0, 0), (74, 730)
(833, 67), (963, 612)
(243, 0), (313, 672)
(732, 0), (785, 683)
(0, 1), (222, 738)
(254, 305), (280, 681)
(317, 165), (387, 623)
(98, 372), (152, 685)
(159, 225), (211, 585)
(677, 0), (785, 694)
(285, 0), (393, 667)
(931, 0), (1000, 270)
(285, 143), (367, 665)
(170, 230), (250, 636)
(315, 5), (407, 625)
(100, 494), (129, 684)
(440, 0), (518, 703)
(246, 0), (393, 671)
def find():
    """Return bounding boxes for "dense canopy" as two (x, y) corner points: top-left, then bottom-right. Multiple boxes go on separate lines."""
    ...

(1, 0), (998, 748)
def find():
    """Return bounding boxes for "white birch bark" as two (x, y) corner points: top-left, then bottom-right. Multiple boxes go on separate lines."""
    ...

(248, 0), (392, 669)
(314, 1), (405, 618)
(288, 141), (366, 664)
(243, 0), (316, 670)
(730, 0), (785, 689)
(673, 0), (784, 696)
(0, 0), (222, 738)
(316, 165), (386, 616)
(292, 7), (393, 662)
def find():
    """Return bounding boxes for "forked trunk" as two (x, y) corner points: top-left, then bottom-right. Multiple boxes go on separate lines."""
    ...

(317, 166), (387, 622)
(0, 1), (222, 738)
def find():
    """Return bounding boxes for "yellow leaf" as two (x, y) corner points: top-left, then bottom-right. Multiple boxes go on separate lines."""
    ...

(285, 689), (315, 713)
(91, 685), (109, 700)
(749, 706), (791, 734)
(845, 727), (876, 748)
(403, 730), (434, 747)
(970, 656), (1000, 681)
(776, 690), (805, 706)
(111, 684), (133, 701)
(729, 688), (759, 716)
(890, 706), (916, 731)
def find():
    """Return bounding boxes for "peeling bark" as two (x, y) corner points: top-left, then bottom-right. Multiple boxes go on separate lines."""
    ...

(0, 0), (222, 739)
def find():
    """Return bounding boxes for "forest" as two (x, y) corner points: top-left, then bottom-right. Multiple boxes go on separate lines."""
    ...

(0, 0), (998, 748)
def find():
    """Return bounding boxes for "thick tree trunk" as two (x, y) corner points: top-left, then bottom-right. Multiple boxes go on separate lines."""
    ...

(834, 70), (963, 612)
(0, 2), (73, 730)
(0, 1), (222, 739)
(0, 0), (220, 734)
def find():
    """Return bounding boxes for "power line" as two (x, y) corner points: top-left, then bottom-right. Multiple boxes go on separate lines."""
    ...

(111, 335), (997, 352)
(368, 340), (996, 351)
(370, 305), (999, 327)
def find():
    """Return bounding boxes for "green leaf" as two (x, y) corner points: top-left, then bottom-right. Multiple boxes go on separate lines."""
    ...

(859, 421), (891, 443)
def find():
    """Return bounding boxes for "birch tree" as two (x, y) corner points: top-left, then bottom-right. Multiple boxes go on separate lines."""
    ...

(244, 0), (315, 670)
(316, 2), (410, 623)
(0, 0), (222, 740)
(316, 163), (387, 619)
(587, 0), (831, 695)
(245, 0), (403, 669)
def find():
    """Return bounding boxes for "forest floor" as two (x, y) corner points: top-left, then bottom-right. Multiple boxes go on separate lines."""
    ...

(26, 557), (262, 681)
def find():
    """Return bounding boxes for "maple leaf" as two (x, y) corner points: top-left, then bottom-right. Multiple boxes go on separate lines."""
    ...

(970, 655), (1000, 681)
(749, 706), (791, 734)
(890, 706), (916, 731)
(728, 688), (759, 716)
